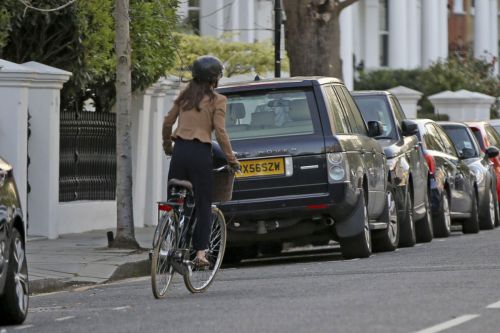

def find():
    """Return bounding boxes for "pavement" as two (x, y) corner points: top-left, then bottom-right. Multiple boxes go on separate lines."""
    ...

(26, 227), (155, 294)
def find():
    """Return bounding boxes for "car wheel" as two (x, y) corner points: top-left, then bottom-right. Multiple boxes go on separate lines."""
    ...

(399, 190), (416, 247)
(433, 190), (451, 238)
(494, 189), (500, 228)
(0, 228), (29, 325)
(373, 187), (399, 252)
(339, 192), (372, 259)
(480, 186), (496, 230)
(463, 191), (479, 234)
(415, 189), (433, 243)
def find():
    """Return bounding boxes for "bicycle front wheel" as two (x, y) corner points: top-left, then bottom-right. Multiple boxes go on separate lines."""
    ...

(184, 207), (227, 293)
(151, 211), (177, 299)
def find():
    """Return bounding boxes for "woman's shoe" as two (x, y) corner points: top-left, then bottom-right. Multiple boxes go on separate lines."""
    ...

(193, 256), (210, 267)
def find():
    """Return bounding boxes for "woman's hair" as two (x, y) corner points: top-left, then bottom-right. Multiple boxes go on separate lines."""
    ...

(175, 79), (217, 111)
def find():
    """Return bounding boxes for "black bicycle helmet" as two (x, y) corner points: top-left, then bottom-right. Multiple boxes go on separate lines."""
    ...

(192, 55), (224, 83)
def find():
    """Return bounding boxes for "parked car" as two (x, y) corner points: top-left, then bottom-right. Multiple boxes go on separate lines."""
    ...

(216, 77), (390, 261)
(413, 119), (479, 237)
(440, 122), (500, 229)
(466, 121), (500, 210)
(352, 91), (432, 248)
(0, 157), (28, 325)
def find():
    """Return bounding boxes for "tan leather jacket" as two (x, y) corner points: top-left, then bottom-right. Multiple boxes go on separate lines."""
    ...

(162, 92), (237, 164)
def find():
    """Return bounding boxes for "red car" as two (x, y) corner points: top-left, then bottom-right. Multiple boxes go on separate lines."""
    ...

(467, 121), (500, 203)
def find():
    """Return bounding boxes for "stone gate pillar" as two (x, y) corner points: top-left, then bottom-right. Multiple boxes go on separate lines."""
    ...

(0, 60), (35, 219)
(428, 90), (495, 121)
(23, 62), (71, 238)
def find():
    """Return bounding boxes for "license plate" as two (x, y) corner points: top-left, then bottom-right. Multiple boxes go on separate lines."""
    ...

(236, 158), (285, 178)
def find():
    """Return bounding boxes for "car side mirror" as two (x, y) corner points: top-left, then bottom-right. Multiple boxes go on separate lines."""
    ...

(460, 147), (475, 159)
(367, 120), (383, 138)
(485, 146), (499, 158)
(401, 119), (418, 137)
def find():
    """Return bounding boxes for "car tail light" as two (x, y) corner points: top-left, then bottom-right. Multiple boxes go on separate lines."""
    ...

(158, 204), (173, 212)
(326, 152), (349, 183)
(423, 153), (436, 175)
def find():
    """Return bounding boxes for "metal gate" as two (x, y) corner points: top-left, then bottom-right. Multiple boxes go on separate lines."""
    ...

(59, 111), (116, 202)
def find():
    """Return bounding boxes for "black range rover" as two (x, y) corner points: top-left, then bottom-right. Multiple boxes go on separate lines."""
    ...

(216, 77), (389, 261)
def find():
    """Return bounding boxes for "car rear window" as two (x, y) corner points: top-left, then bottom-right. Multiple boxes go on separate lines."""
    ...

(442, 126), (479, 158)
(354, 95), (396, 139)
(224, 89), (316, 140)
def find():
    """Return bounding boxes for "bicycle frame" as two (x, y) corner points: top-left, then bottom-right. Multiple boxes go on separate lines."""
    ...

(157, 187), (198, 277)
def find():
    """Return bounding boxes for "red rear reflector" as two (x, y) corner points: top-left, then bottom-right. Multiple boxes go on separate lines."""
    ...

(158, 204), (172, 212)
(307, 204), (328, 210)
(424, 153), (436, 175)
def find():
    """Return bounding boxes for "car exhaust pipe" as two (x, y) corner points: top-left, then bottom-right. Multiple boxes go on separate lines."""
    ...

(324, 217), (335, 226)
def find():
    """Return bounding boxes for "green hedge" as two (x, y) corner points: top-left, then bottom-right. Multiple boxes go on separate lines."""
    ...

(354, 56), (500, 117)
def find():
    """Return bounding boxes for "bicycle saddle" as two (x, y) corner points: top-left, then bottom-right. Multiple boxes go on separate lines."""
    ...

(168, 179), (193, 193)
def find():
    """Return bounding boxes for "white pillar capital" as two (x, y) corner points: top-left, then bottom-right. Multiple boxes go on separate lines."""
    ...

(22, 61), (71, 89)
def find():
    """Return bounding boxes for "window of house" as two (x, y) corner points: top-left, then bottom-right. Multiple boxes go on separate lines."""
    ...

(379, 0), (389, 67)
(186, 0), (200, 35)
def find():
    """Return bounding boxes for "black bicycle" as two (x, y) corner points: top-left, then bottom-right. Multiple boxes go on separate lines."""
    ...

(151, 166), (232, 298)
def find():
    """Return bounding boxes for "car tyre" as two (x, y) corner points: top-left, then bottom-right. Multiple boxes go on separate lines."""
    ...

(480, 186), (496, 230)
(415, 189), (433, 242)
(398, 190), (416, 247)
(0, 228), (29, 325)
(463, 191), (479, 234)
(372, 187), (399, 252)
(339, 192), (372, 259)
(433, 190), (451, 238)
(494, 188), (500, 228)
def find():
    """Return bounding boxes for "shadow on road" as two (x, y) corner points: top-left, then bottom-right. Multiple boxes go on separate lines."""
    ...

(222, 244), (345, 269)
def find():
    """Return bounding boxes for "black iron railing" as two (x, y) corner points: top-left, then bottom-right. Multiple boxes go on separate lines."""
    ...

(59, 111), (116, 202)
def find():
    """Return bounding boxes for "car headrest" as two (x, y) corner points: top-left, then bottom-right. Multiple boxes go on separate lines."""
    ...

(227, 103), (246, 119)
(289, 99), (310, 121)
(267, 99), (290, 107)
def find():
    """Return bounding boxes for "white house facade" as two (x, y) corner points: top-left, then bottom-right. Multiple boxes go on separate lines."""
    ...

(177, 0), (500, 89)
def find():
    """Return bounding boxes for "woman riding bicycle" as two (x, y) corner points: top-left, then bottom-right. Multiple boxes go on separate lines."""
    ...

(162, 55), (240, 267)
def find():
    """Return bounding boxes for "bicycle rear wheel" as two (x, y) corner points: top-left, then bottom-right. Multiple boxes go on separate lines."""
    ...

(151, 211), (177, 299)
(184, 207), (227, 293)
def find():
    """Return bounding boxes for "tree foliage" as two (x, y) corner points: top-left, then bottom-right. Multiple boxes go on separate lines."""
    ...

(173, 33), (281, 79)
(0, 0), (179, 113)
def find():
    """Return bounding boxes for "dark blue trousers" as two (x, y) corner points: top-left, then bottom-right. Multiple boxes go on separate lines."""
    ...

(168, 138), (213, 251)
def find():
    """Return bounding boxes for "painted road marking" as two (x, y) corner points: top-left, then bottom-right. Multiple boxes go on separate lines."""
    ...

(486, 300), (500, 309)
(112, 306), (131, 311)
(413, 314), (480, 333)
(55, 316), (75, 322)
(14, 325), (34, 330)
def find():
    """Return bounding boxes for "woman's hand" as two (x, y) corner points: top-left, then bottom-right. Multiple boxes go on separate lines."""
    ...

(228, 161), (241, 173)
(163, 141), (173, 156)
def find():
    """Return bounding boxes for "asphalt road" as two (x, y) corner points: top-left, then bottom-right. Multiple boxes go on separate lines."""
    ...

(4, 227), (500, 333)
